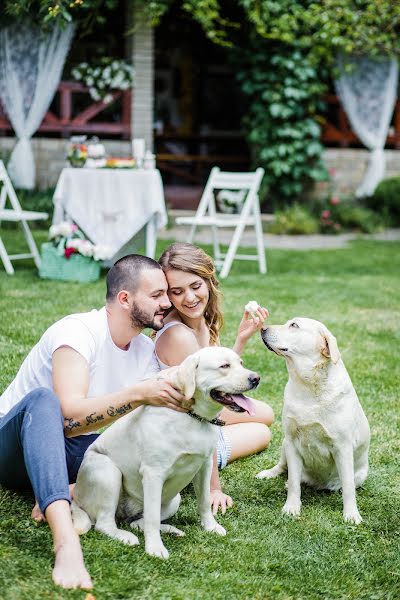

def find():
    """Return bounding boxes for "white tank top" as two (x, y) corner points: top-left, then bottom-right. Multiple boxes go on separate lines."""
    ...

(154, 321), (189, 370)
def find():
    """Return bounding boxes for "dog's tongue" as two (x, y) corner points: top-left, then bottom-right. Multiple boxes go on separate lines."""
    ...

(230, 394), (255, 415)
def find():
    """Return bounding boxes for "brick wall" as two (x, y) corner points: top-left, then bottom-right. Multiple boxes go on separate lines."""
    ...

(1, 138), (400, 196)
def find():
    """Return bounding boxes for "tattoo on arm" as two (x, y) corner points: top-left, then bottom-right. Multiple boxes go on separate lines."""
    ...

(107, 403), (133, 418)
(64, 417), (81, 431)
(85, 412), (105, 426)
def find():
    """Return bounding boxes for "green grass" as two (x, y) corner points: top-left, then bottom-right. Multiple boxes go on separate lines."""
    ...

(0, 228), (399, 600)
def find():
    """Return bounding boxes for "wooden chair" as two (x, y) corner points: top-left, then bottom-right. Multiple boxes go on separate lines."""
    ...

(175, 167), (266, 278)
(0, 160), (48, 274)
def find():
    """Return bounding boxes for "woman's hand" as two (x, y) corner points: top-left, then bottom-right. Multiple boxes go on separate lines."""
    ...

(233, 306), (269, 355)
(210, 489), (233, 515)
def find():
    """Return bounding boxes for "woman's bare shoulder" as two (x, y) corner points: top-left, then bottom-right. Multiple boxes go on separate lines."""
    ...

(158, 321), (197, 344)
(156, 322), (200, 366)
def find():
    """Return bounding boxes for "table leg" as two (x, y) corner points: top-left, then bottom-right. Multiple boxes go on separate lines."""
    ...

(145, 215), (157, 259)
(52, 202), (65, 225)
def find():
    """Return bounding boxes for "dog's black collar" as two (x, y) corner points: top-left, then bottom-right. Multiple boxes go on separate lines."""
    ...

(188, 411), (225, 426)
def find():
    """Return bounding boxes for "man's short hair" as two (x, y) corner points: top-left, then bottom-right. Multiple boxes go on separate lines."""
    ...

(106, 254), (162, 301)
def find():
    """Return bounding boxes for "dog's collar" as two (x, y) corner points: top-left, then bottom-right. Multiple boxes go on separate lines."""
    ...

(188, 411), (225, 426)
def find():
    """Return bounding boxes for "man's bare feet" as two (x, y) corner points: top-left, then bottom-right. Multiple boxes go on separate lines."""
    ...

(32, 485), (75, 523)
(31, 501), (46, 522)
(53, 532), (93, 590)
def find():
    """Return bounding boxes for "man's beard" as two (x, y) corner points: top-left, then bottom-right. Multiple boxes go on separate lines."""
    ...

(130, 302), (164, 331)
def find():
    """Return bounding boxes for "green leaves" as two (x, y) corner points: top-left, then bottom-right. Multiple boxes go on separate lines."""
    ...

(237, 41), (328, 201)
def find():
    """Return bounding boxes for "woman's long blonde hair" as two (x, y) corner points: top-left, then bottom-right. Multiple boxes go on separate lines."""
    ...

(159, 243), (224, 345)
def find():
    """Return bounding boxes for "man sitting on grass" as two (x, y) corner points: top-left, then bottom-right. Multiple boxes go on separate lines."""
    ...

(0, 255), (188, 590)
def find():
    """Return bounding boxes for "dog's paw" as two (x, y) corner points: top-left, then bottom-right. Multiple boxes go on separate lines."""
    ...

(202, 520), (226, 536)
(145, 541), (169, 559)
(344, 510), (362, 525)
(160, 524), (185, 536)
(256, 468), (280, 479)
(282, 500), (301, 517)
(115, 530), (140, 546)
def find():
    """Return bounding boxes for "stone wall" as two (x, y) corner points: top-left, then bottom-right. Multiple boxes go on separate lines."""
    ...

(1, 137), (400, 197)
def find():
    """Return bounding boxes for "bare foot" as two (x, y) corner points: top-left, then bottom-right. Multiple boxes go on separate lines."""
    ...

(31, 500), (46, 523)
(52, 532), (93, 589)
(32, 485), (75, 523)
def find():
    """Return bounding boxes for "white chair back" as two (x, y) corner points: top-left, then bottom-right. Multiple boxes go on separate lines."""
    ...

(0, 160), (48, 274)
(175, 167), (266, 278)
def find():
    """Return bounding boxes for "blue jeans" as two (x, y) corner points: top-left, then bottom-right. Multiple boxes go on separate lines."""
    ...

(0, 388), (98, 514)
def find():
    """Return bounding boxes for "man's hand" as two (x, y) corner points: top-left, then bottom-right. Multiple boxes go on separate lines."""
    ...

(210, 489), (233, 515)
(140, 377), (192, 412)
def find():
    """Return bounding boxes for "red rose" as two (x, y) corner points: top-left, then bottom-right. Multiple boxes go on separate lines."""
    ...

(330, 197), (340, 205)
(64, 247), (76, 259)
(321, 210), (331, 219)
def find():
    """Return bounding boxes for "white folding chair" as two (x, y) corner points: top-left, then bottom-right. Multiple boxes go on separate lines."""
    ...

(175, 167), (266, 278)
(0, 160), (48, 274)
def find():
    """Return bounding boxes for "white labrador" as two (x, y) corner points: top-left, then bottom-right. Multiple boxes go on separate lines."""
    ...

(72, 346), (259, 558)
(256, 317), (370, 524)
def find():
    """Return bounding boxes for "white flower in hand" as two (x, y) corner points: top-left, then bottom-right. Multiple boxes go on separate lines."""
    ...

(245, 300), (259, 317)
(237, 304), (269, 346)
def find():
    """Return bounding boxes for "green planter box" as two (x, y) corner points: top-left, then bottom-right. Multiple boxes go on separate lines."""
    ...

(39, 242), (101, 283)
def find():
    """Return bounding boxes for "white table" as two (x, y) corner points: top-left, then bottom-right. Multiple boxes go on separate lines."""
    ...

(52, 168), (168, 259)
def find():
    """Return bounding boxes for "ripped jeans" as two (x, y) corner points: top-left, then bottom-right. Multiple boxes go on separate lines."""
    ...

(0, 388), (98, 514)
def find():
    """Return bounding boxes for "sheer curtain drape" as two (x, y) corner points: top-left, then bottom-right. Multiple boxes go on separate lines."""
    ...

(0, 22), (75, 189)
(335, 54), (398, 197)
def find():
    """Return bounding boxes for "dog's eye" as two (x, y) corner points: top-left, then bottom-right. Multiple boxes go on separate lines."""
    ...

(219, 363), (230, 369)
(290, 322), (299, 329)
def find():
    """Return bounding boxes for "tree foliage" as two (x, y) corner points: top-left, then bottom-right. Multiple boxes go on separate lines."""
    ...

(3, 0), (400, 200)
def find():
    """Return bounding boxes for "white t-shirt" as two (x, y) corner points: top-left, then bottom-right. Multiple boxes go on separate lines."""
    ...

(0, 307), (160, 418)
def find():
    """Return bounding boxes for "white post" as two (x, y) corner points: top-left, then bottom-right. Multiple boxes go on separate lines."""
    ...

(131, 2), (155, 152)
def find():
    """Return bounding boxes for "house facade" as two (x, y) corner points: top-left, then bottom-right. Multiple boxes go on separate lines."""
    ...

(0, 4), (399, 205)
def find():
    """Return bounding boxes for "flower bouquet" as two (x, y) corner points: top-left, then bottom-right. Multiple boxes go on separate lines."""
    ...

(39, 222), (114, 283)
(72, 58), (135, 104)
(67, 143), (88, 168)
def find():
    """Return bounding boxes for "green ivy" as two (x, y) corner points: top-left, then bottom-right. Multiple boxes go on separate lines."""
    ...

(236, 42), (328, 201)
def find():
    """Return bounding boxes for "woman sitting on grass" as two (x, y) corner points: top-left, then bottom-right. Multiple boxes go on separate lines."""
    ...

(156, 242), (274, 514)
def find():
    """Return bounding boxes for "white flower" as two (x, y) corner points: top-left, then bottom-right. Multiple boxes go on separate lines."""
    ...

(245, 300), (260, 316)
(49, 221), (74, 239)
(90, 88), (101, 101)
(93, 244), (114, 261)
(103, 93), (113, 104)
(67, 239), (94, 257)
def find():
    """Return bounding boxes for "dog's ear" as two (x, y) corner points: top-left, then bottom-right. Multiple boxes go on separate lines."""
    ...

(176, 353), (200, 399)
(320, 330), (341, 364)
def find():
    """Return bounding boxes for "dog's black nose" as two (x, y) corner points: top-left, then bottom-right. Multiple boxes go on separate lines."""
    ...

(248, 373), (260, 388)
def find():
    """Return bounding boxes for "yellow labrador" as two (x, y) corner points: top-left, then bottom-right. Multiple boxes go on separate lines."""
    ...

(72, 346), (259, 558)
(256, 318), (370, 524)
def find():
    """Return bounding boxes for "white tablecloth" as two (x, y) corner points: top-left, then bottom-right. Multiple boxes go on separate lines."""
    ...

(53, 168), (168, 258)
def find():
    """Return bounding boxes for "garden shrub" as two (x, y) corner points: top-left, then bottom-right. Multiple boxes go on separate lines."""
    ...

(267, 203), (319, 235)
(312, 196), (383, 234)
(364, 177), (400, 225)
(17, 188), (54, 216)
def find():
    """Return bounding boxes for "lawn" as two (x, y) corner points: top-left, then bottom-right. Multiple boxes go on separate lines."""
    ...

(0, 229), (399, 600)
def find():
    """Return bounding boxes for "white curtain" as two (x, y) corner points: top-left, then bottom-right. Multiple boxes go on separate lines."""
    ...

(335, 54), (398, 197)
(0, 22), (75, 189)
